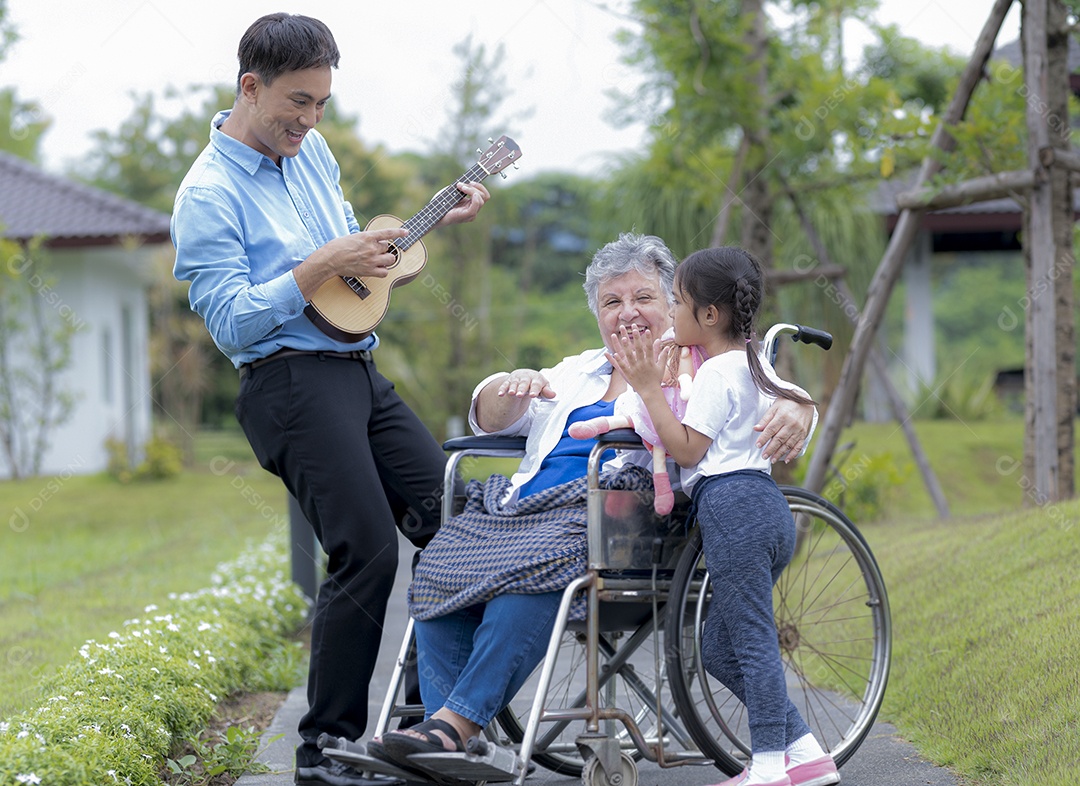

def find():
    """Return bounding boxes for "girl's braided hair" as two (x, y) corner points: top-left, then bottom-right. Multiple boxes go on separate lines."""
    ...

(676, 247), (815, 406)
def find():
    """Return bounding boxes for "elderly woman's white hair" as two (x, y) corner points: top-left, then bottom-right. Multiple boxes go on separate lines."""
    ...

(583, 233), (678, 318)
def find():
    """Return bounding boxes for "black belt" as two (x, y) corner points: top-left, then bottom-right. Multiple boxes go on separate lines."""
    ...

(238, 348), (372, 380)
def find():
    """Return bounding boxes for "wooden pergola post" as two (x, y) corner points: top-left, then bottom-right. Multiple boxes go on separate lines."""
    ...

(1023, 0), (1061, 503)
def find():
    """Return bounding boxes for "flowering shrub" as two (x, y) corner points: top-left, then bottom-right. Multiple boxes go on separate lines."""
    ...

(0, 535), (308, 786)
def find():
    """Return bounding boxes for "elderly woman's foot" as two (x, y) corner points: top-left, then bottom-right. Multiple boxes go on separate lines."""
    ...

(378, 710), (480, 758)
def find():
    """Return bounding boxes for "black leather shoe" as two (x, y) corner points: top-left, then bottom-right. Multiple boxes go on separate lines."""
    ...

(295, 759), (405, 786)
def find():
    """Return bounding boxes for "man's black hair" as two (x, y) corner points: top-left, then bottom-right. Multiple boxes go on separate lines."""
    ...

(236, 13), (340, 92)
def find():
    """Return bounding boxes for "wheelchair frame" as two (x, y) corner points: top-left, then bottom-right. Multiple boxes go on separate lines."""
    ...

(366, 324), (892, 786)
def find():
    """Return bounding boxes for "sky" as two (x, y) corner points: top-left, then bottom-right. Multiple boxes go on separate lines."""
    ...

(1, 0), (1022, 178)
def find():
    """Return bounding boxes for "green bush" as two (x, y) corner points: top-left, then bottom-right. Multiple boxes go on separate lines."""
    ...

(815, 444), (913, 524)
(916, 370), (1003, 421)
(0, 535), (307, 786)
(105, 435), (184, 482)
(136, 435), (184, 479)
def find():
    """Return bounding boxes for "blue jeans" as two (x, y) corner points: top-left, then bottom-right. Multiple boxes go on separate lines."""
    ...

(413, 591), (563, 727)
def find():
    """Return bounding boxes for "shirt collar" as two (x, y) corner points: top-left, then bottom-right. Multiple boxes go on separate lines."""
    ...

(583, 346), (613, 375)
(209, 109), (271, 176)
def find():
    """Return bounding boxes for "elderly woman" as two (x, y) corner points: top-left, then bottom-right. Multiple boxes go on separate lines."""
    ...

(372, 234), (815, 769)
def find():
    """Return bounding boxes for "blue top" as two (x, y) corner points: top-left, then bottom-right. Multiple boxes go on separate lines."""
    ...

(171, 110), (378, 368)
(518, 400), (615, 498)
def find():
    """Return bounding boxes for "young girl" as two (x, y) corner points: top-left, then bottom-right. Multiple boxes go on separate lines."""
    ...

(569, 333), (708, 515)
(608, 247), (839, 786)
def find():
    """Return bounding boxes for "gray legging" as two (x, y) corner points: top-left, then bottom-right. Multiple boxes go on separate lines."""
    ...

(693, 470), (813, 753)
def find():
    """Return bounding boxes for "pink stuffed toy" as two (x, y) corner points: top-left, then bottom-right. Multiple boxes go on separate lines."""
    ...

(569, 340), (707, 515)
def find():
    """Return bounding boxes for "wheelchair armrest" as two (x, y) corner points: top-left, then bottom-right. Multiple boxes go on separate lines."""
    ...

(596, 428), (644, 447)
(442, 435), (528, 452)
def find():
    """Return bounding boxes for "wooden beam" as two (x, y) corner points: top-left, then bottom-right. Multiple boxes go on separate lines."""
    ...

(802, 0), (1016, 496)
(895, 169), (1035, 210)
(1039, 144), (1080, 173)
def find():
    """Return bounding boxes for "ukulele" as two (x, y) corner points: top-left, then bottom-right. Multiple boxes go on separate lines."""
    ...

(305, 135), (522, 342)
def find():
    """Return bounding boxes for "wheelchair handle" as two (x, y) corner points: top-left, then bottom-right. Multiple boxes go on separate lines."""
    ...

(791, 325), (833, 351)
(763, 323), (833, 366)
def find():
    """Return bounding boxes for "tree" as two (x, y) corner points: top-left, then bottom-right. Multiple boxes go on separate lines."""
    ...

(601, 0), (924, 395)
(0, 0), (49, 161)
(0, 0), (13, 54)
(0, 238), (79, 478)
(603, 0), (971, 499)
(374, 37), (519, 435)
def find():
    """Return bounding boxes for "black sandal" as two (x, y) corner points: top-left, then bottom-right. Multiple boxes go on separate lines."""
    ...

(380, 718), (466, 760)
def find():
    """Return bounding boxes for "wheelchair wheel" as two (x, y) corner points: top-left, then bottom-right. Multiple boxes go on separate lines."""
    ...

(665, 487), (891, 774)
(494, 617), (675, 776)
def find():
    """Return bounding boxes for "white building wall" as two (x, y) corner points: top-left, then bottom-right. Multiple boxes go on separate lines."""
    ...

(0, 244), (156, 479)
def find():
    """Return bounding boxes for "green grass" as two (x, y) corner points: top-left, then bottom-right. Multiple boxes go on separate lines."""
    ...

(814, 416), (1077, 519)
(817, 416), (1080, 784)
(0, 432), (283, 719)
(862, 503), (1080, 786)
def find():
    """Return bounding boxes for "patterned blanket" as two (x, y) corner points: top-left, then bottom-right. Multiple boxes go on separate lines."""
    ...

(408, 465), (654, 621)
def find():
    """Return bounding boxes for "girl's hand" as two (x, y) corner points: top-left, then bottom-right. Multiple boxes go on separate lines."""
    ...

(607, 325), (670, 392)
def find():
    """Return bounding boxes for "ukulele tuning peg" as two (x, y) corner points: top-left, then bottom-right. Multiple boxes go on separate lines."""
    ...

(500, 172), (508, 179)
(476, 147), (483, 156)
(488, 137), (494, 144)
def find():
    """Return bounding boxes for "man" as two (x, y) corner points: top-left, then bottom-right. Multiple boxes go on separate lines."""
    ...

(172, 13), (489, 786)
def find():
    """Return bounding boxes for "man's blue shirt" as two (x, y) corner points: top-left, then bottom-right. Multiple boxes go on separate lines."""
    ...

(172, 110), (378, 367)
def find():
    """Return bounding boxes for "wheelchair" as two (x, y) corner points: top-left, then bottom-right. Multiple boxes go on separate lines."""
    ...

(324, 324), (892, 786)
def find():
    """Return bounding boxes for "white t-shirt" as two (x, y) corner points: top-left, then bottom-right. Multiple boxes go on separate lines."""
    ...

(679, 350), (794, 494)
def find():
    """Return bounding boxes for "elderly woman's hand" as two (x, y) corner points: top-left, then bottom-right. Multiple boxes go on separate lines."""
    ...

(755, 397), (815, 463)
(496, 370), (556, 400)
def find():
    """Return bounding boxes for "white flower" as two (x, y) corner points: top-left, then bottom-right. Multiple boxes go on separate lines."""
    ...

(197, 621), (212, 632)
(144, 603), (158, 612)
(167, 623), (180, 632)
(15, 774), (41, 785)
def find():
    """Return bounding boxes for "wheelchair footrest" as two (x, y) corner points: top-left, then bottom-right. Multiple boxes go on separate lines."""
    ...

(409, 737), (523, 783)
(321, 744), (421, 783)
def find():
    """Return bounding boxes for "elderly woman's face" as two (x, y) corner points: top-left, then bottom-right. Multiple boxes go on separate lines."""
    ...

(596, 269), (673, 353)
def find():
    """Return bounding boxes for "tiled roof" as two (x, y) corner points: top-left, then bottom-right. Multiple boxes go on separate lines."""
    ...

(993, 37), (1080, 73)
(0, 150), (170, 245)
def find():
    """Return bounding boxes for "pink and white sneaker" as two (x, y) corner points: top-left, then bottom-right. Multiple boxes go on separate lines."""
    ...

(786, 756), (840, 786)
(708, 768), (792, 786)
